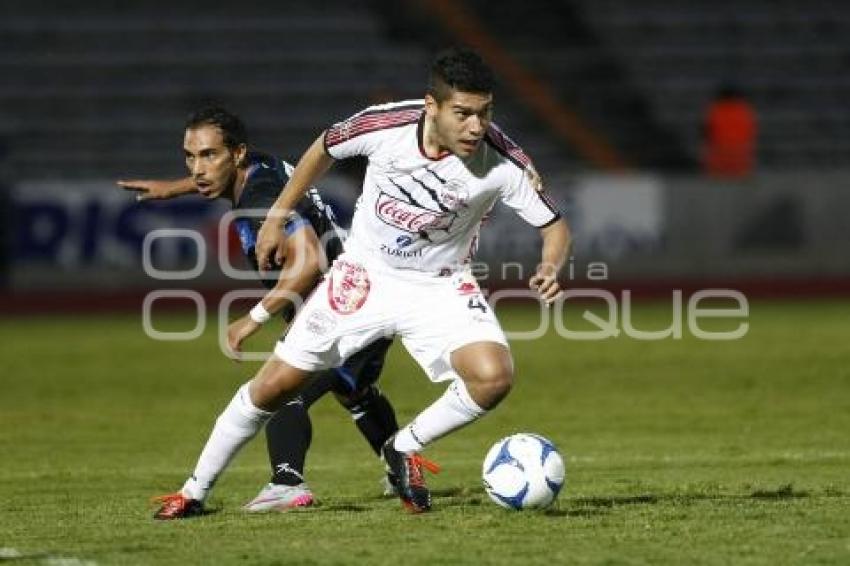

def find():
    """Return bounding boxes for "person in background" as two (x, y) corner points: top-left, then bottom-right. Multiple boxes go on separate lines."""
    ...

(702, 83), (757, 178)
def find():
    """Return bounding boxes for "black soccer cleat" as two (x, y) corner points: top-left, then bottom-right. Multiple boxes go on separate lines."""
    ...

(152, 492), (204, 520)
(381, 437), (440, 513)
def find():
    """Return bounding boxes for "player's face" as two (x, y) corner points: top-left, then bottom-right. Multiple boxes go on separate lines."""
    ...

(428, 89), (493, 158)
(183, 125), (244, 199)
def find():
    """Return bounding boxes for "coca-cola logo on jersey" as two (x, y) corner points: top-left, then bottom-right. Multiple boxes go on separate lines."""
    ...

(375, 192), (455, 234)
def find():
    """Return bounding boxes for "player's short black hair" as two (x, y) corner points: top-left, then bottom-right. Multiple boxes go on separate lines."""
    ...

(428, 47), (495, 103)
(185, 105), (248, 149)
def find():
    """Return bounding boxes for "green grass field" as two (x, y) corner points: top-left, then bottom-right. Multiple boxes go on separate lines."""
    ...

(2, 299), (849, 565)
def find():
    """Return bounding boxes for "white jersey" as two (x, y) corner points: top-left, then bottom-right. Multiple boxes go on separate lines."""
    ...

(323, 99), (560, 275)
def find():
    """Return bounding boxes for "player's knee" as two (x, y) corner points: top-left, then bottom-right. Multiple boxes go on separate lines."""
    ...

(468, 361), (514, 409)
(251, 360), (307, 411)
(485, 367), (514, 404)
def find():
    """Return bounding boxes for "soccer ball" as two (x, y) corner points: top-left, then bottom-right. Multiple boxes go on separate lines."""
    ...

(482, 433), (565, 510)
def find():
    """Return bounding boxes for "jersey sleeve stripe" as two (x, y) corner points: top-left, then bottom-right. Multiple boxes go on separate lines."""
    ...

(355, 101), (424, 117)
(341, 110), (421, 139)
(325, 108), (422, 148)
(538, 190), (559, 216)
(484, 123), (532, 170)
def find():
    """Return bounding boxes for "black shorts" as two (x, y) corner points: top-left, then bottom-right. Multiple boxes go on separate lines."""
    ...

(298, 338), (394, 405)
(328, 337), (393, 393)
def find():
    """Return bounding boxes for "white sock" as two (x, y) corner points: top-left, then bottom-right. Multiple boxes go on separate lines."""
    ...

(393, 379), (486, 453)
(181, 383), (273, 501)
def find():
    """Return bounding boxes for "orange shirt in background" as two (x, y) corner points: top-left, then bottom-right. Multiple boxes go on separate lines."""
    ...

(704, 98), (756, 178)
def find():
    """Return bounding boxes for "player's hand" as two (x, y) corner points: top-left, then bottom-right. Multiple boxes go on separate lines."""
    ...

(529, 266), (563, 305)
(255, 216), (289, 271)
(117, 179), (185, 201)
(227, 314), (262, 360)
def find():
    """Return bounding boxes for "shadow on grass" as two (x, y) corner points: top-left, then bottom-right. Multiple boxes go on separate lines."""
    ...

(540, 485), (813, 519)
(364, 486), (470, 503)
(749, 484), (808, 499)
(545, 506), (605, 518)
(562, 484), (810, 511)
(187, 506), (221, 519)
(239, 483), (815, 518)
(385, 485), (813, 515)
(572, 494), (660, 507)
(431, 489), (662, 516)
(550, 494), (659, 518)
(431, 487), (470, 498)
(311, 503), (369, 513)
(432, 486), (485, 509)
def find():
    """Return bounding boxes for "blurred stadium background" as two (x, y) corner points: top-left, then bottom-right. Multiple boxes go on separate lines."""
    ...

(2, 0), (849, 309)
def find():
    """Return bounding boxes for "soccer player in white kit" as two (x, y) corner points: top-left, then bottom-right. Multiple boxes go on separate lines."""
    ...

(154, 47), (570, 518)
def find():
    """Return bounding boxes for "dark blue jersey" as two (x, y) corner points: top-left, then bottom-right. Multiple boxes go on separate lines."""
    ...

(232, 151), (344, 290)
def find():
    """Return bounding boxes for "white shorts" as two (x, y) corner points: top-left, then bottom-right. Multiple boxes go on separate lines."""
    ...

(275, 253), (509, 382)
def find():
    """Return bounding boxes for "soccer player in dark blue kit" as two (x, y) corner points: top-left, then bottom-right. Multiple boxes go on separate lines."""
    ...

(119, 106), (400, 514)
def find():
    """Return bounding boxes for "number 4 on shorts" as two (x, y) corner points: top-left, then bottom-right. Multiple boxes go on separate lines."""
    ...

(467, 297), (488, 313)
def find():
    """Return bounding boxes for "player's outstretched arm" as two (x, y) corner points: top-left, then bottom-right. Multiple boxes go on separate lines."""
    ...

(227, 225), (324, 358)
(117, 177), (198, 201)
(256, 133), (335, 270)
(529, 217), (571, 305)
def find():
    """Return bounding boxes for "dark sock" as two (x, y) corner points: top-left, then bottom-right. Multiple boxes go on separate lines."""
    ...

(265, 397), (312, 486)
(343, 387), (399, 456)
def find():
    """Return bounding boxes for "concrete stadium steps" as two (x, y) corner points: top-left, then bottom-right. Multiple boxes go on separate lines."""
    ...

(2, 21), (388, 56)
(577, 0), (850, 169)
(0, 1), (431, 179)
(458, 0), (693, 170)
(1, 0), (577, 180)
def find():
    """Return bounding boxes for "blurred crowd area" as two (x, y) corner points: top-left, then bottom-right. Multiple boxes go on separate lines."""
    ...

(1, 0), (849, 302)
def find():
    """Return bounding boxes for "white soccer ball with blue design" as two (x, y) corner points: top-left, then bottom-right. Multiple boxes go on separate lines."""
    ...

(482, 433), (565, 510)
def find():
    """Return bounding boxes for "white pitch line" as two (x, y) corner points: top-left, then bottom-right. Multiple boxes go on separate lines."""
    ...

(0, 548), (97, 565)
